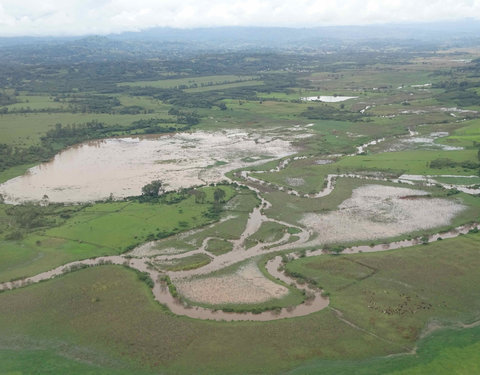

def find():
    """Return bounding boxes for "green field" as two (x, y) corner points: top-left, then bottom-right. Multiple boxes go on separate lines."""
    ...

(336, 149), (479, 175)
(153, 253), (212, 271)
(0, 266), (388, 375)
(2, 232), (480, 374)
(140, 188), (259, 255)
(206, 238), (233, 255)
(0, 111), (175, 146)
(288, 324), (480, 374)
(0, 186), (236, 282)
(245, 221), (288, 248)
(118, 75), (258, 89)
(443, 119), (480, 147)
(249, 149), (479, 195)
(286, 233), (480, 349)
(185, 80), (264, 93)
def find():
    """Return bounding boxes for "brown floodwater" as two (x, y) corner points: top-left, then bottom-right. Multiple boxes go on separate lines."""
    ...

(1, 222), (477, 322)
(2, 127), (478, 321)
(0, 130), (296, 204)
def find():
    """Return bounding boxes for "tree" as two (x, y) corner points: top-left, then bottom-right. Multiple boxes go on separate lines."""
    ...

(192, 190), (206, 203)
(141, 180), (164, 197)
(218, 102), (227, 110)
(213, 188), (226, 203)
(41, 194), (49, 206)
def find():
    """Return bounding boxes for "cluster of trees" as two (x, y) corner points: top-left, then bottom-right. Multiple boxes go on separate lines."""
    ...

(0, 106), (71, 115)
(436, 89), (480, 107)
(141, 180), (164, 197)
(0, 143), (53, 172)
(429, 158), (479, 171)
(141, 180), (226, 204)
(0, 92), (18, 106)
(3, 203), (82, 240)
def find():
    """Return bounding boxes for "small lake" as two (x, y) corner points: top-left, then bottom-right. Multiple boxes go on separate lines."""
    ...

(301, 95), (358, 102)
(0, 130), (296, 204)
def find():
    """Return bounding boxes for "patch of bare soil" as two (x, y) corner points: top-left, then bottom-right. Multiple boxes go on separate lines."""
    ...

(175, 262), (288, 305)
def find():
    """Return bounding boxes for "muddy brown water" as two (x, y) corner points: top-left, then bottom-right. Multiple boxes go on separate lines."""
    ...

(1, 221), (477, 321)
(0, 131), (296, 204)
(1, 130), (479, 321)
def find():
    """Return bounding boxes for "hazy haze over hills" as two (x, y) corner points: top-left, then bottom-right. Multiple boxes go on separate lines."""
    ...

(1, 22), (480, 55)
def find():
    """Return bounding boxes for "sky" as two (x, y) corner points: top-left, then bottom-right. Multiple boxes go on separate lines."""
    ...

(1, 0), (480, 37)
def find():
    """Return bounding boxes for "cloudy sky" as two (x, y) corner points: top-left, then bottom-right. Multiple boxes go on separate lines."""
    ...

(1, 0), (480, 37)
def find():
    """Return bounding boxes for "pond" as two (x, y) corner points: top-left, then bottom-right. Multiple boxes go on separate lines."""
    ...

(300, 95), (358, 102)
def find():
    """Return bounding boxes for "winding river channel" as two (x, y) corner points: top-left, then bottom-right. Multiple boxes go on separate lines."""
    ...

(1, 129), (478, 321)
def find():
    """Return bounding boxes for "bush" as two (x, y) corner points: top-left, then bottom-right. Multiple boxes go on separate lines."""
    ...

(137, 271), (154, 288)
(5, 230), (24, 241)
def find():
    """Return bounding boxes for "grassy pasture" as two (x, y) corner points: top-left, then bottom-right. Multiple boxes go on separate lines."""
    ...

(286, 233), (480, 349)
(153, 253), (212, 271)
(287, 323), (480, 374)
(434, 176), (480, 185)
(185, 80), (264, 93)
(117, 95), (171, 112)
(143, 189), (259, 254)
(117, 75), (258, 89)
(0, 163), (35, 184)
(307, 69), (436, 91)
(197, 99), (305, 130)
(0, 266), (388, 375)
(0, 111), (174, 146)
(245, 221), (288, 249)
(0, 186), (236, 282)
(336, 149), (478, 175)
(4, 94), (67, 111)
(206, 238), (233, 255)
(251, 149), (479, 196)
(4, 321), (479, 374)
(443, 119), (480, 148)
(3, 232), (480, 374)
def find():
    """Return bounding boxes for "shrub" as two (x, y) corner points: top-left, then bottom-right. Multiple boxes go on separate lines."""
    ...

(137, 271), (154, 288)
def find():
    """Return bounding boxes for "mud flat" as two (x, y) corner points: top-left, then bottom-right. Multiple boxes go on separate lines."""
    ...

(175, 262), (289, 305)
(0, 130), (296, 204)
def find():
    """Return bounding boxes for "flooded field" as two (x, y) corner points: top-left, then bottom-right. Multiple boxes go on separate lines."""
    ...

(0, 130), (296, 203)
(0, 118), (476, 321)
(302, 185), (466, 245)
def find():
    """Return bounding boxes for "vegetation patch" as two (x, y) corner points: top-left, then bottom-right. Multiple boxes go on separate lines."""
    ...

(245, 221), (289, 249)
(206, 238), (234, 255)
(153, 253), (211, 272)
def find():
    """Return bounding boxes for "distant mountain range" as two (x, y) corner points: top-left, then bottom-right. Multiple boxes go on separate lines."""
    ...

(1, 21), (479, 62)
